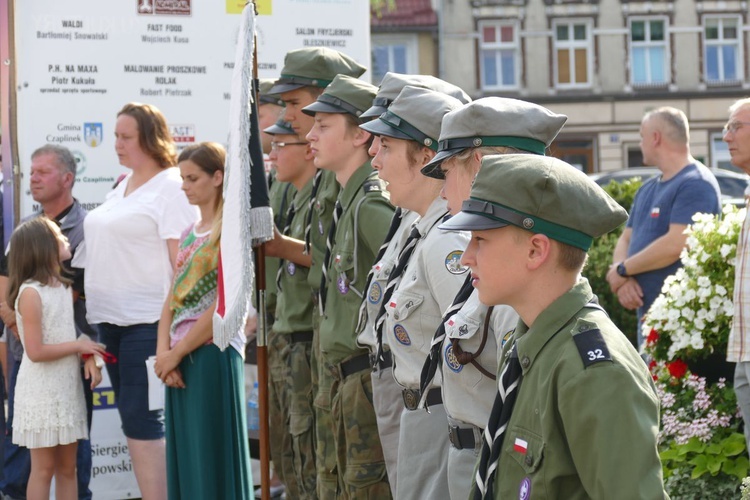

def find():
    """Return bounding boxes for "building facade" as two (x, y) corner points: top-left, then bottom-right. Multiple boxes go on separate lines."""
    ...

(374, 0), (748, 173)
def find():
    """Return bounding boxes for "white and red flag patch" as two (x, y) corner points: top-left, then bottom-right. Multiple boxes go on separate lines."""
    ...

(514, 438), (528, 454)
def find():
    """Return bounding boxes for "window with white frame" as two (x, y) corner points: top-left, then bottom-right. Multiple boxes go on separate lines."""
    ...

(371, 35), (418, 85)
(703, 16), (742, 83)
(479, 20), (520, 90)
(553, 20), (593, 88)
(629, 17), (669, 85)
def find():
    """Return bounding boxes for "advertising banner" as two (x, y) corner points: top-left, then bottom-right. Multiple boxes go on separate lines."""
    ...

(12, 0), (370, 218)
(7, 1), (370, 495)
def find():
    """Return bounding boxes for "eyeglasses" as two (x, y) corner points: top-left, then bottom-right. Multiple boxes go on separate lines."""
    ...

(271, 141), (308, 151)
(722, 121), (750, 135)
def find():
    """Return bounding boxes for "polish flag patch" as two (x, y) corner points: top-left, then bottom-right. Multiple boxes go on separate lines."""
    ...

(650, 207), (660, 218)
(514, 438), (528, 454)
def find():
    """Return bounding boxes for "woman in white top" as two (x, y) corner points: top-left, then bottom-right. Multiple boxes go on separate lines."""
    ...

(83, 102), (196, 499)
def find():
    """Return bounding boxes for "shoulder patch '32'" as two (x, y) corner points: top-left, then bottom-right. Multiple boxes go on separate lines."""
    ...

(572, 325), (612, 368)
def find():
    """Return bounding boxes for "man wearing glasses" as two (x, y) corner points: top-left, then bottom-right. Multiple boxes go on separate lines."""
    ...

(725, 98), (750, 454)
(606, 106), (720, 348)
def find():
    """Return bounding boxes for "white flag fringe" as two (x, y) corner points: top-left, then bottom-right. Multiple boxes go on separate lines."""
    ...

(213, 4), (273, 350)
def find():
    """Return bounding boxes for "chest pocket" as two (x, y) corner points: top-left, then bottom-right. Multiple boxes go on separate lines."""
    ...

(445, 310), (482, 341)
(367, 260), (396, 306)
(387, 290), (424, 347)
(506, 426), (545, 474)
(331, 249), (360, 298)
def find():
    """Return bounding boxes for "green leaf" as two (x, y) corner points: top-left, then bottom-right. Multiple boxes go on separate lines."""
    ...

(706, 442), (724, 455)
(722, 434), (747, 457)
(684, 437), (706, 454)
(706, 455), (723, 475)
(660, 448), (680, 461)
(690, 455), (709, 478)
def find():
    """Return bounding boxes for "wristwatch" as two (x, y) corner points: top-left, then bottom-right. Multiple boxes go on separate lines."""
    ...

(616, 262), (629, 277)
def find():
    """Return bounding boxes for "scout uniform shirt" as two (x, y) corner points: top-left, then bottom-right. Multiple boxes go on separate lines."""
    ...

(308, 169), (340, 308)
(384, 197), (470, 390)
(479, 279), (667, 500)
(442, 292), (517, 428)
(274, 179), (314, 334)
(319, 162), (394, 366)
(266, 174), (295, 320)
(356, 209), (420, 354)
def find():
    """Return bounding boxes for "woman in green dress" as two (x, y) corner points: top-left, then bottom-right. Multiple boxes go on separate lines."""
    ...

(154, 141), (253, 499)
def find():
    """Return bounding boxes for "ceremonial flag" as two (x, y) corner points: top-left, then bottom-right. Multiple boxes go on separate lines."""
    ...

(213, 3), (273, 350)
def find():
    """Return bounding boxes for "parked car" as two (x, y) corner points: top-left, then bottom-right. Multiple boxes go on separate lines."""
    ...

(589, 167), (749, 207)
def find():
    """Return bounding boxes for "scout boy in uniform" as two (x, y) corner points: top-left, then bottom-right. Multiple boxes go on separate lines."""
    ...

(302, 75), (394, 498)
(441, 154), (668, 499)
(263, 116), (318, 498)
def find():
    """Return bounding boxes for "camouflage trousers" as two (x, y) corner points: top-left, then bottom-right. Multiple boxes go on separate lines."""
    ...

(287, 339), (317, 498)
(331, 366), (392, 499)
(268, 331), (299, 499)
(314, 342), (338, 499)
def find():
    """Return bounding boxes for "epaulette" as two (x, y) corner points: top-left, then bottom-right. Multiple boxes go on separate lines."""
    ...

(362, 178), (384, 194)
(570, 318), (612, 368)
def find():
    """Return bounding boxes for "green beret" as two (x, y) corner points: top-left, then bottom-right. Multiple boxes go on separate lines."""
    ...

(361, 72), (471, 119)
(269, 48), (366, 95)
(421, 97), (567, 179)
(263, 116), (295, 136)
(301, 75), (378, 119)
(440, 154), (628, 251)
(360, 86), (463, 151)
(259, 78), (284, 106)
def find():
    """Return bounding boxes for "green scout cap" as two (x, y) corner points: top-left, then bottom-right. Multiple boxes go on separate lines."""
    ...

(301, 75), (378, 119)
(263, 115), (295, 135)
(360, 86), (463, 151)
(259, 78), (285, 107)
(440, 154), (628, 251)
(361, 72), (472, 119)
(421, 97), (568, 179)
(269, 48), (367, 95)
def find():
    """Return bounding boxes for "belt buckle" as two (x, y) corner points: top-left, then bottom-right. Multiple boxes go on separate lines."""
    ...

(402, 388), (420, 410)
(448, 425), (459, 448)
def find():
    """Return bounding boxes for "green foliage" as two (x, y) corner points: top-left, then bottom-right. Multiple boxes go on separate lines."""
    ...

(583, 178), (643, 345)
(370, 0), (396, 17)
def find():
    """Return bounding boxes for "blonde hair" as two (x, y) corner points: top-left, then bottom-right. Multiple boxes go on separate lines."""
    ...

(177, 142), (226, 245)
(7, 218), (70, 308)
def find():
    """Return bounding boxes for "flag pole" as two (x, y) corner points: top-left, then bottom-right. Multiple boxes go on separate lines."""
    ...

(250, 2), (271, 498)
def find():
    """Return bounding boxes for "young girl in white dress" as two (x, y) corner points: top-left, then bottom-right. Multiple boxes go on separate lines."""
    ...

(7, 217), (105, 500)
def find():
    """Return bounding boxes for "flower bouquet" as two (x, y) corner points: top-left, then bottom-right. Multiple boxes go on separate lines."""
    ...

(643, 205), (746, 363)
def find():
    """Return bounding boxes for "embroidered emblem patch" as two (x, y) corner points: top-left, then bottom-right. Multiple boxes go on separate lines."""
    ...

(501, 329), (514, 348)
(368, 282), (382, 304)
(445, 250), (468, 275)
(458, 324), (469, 337)
(519, 477), (531, 500)
(287, 262), (296, 276)
(393, 324), (411, 345)
(337, 274), (349, 294)
(444, 343), (463, 373)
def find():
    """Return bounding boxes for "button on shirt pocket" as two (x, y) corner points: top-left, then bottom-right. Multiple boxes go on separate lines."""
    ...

(507, 427), (545, 474)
